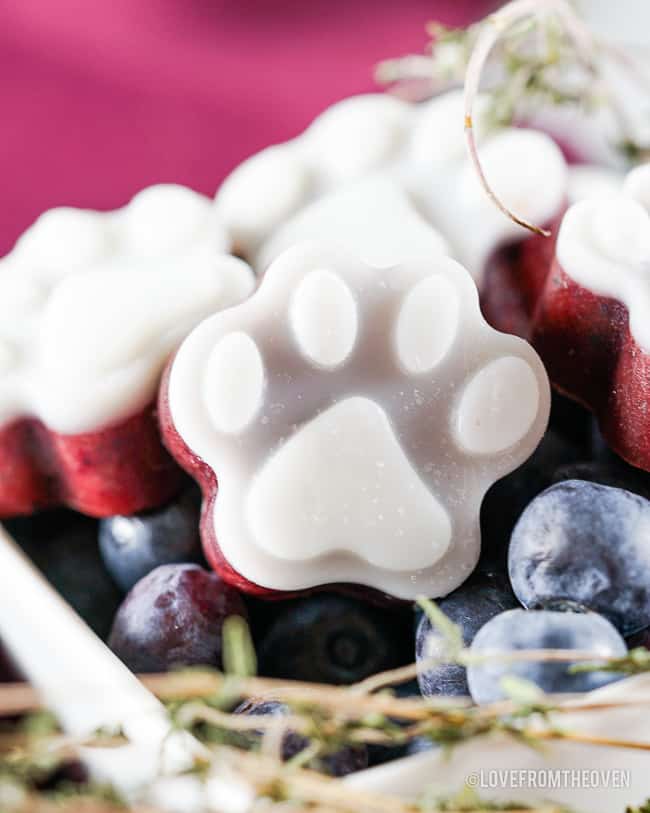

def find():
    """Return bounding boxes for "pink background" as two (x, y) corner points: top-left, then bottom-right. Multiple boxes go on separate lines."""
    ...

(0, 0), (491, 254)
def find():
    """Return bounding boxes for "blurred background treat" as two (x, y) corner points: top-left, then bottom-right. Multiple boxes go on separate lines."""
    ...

(0, 0), (496, 254)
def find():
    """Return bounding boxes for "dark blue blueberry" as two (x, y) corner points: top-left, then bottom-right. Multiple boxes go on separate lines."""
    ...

(7, 509), (121, 639)
(552, 460), (650, 500)
(590, 417), (620, 464)
(99, 490), (203, 592)
(234, 699), (367, 776)
(509, 480), (650, 635)
(108, 563), (246, 672)
(256, 594), (412, 684)
(416, 576), (519, 698)
(479, 429), (583, 577)
(467, 608), (626, 704)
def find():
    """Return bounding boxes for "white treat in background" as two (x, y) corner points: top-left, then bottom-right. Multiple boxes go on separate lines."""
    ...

(414, 127), (567, 275)
(215, 89), (567, 281)
(257, 176), (449, 271)
(567, 164), (624, 204)
(556, 163), (650, 351)
(169, 242), (549, 599)
(0, 184), (255, 435)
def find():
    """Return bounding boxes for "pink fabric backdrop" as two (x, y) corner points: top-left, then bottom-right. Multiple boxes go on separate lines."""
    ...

(0, 1), (492, 255)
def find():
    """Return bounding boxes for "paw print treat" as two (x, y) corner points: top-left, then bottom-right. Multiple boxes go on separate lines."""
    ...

(161, 243), (550, 600)
(0, 185), (255, 517)
(215, 90), (567, 284)
(500, 164), (650, 471)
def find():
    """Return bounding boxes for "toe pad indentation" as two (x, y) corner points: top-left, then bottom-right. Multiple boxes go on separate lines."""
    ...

(395, 275), (459, 374)
(456, 356), (539, 454)
(204, 332), (264, 434)
(291, 270), (358, 368)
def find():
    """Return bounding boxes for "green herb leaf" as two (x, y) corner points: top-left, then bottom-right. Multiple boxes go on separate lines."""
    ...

(222, 615), (257, 678)
(416, 596), (464, 660)
(499, 675), (546, 706)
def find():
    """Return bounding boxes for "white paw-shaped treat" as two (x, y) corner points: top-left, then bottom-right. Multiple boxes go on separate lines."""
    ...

(416, 127), (566, 275)
(168, 243), (550, 598)
(0, 184), (255, 434)
(557, 163), (650, 351)
(566, 165), (624, 205)
(257, 176), (449, 270)
(215, 90), (567, 281)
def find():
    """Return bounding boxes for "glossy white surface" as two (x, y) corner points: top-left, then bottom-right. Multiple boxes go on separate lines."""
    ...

(257, 176), (449, 272)
(0, 184), (255, 434)
(169, 243), (550, 598)
(557, 164), (650, 351)
(216, 90), (566, 280)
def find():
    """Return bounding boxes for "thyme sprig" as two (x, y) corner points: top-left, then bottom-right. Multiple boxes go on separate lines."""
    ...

(377, 0), (650, 235)
(2, 608), (650, 811)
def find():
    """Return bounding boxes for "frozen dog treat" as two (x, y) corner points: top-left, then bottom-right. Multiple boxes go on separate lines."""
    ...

(162, 243), (549, 599)
(0, 184), (254, 517)
(216, 90), (567, 285)
(488, 163), (650, 472)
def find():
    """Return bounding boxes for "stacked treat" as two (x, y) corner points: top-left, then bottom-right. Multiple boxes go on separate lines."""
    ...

(3, 84), (650, 772)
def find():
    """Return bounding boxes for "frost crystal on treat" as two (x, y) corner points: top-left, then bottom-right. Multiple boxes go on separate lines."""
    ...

(167, 243), (550, 599)
(215, 90), (567, 282)
(557, 163), (650, 351)
(0, 184), (255, 434)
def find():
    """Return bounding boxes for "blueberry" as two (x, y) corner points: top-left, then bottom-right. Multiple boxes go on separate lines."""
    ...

(416, 576), (519, 698)
(7, 509), (121, 639)
(467, 608), (626, 704)
(109, 563), (246, 672)
(479, 429), (583, 576)
(509, 480), (650, 635)
(99, 490), (203, 592)
(234, 699), (367, 776)
(256, 594), (412, 684)
(590, 417), (620, 464)
(552, 460), (650, 501)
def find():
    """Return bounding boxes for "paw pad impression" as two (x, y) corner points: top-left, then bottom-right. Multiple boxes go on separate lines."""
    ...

(167, 244), (550, 598)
